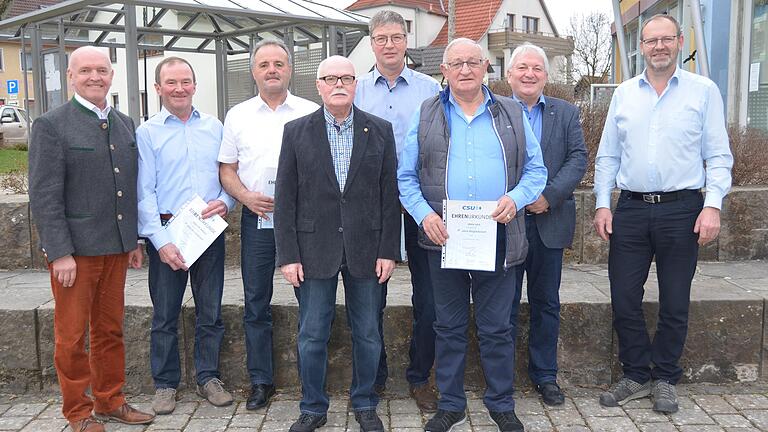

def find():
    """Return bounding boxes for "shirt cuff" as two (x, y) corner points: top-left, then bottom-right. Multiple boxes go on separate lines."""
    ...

(413, 202), (437, 226)
(149, 229), (172, 251)
(703, 193), (723, 210)
(595, 193), (612, 209)
(506, 190), (525, 212)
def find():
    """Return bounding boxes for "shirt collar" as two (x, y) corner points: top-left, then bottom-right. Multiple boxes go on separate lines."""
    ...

(373, 64), (410, 86)
(74, 92), (110, 116)
(639, 66), (681, 88)
(323, 106), (354, 130)
(512, 93), (546, 110)
(157, 105), (200, 123)
(255, 91), (297, 111)
(447, 86), (492, 117)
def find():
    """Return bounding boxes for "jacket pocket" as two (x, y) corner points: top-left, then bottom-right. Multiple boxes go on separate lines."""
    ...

(68, 146), (95, 152)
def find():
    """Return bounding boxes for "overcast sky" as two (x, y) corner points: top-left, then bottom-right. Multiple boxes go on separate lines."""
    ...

(322, 0), (615, 36)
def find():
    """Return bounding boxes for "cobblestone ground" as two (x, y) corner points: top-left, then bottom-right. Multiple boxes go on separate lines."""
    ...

(3, 384), (768, 431)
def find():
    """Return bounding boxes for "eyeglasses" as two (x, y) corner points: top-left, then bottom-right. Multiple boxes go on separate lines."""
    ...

(641, 35), (679, 47)
(371, 34), (407, 46)
(318, 75), (356, 86)
(444, 58), (485, 71)
(514, 64), (545, 74)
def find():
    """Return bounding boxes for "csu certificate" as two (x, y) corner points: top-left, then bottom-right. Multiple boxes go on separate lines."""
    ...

(257, 167), (277, 229)
(165, 195), (228, 266)
(441, 200), (498, 271)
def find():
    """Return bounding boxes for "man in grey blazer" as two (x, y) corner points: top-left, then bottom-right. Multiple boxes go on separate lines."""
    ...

(28, 46), (154, 431)
(507, 43), (588, 406)
(274, 56), (400, 432)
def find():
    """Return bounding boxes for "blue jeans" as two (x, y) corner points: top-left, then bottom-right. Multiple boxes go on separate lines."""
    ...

(512, 215), (563, 385)
(148, 233), (225, 388)
(295, 267), (383, 415)
(241, 207), (275, 385)
(428, 226), (519, 412)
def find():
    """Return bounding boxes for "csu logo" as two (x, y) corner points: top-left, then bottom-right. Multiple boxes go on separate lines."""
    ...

(462, 205), (482, 210)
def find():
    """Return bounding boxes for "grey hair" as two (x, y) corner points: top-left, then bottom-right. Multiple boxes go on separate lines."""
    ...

(442, 37), (482, 64)
(250, 39), (292, 71)
(316, 55), (355, 79)
(507, 43), (549, 74)
(368, 9), (407, 35)
(641, 13), (681, 39)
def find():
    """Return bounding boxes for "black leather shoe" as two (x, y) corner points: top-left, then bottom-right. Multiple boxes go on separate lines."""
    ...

(536, 381), (565, 406)
(246, 383), (275, 410)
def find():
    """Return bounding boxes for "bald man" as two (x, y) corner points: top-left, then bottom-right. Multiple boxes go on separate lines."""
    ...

(274, 56), (400, 432)
(29, 46), (154, 431)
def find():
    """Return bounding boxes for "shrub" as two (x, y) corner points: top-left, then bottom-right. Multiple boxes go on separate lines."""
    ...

(0, 169), (28, 194)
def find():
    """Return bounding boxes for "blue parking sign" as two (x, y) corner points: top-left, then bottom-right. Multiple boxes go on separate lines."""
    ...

(7, 80), (19, 94)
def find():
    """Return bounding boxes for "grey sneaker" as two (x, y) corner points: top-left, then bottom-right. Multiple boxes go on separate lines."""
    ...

(197, 378), (234, 407)
(652, 380), (679, 413)
(151, 388), (177, 415)
(599, 377), (651, 407)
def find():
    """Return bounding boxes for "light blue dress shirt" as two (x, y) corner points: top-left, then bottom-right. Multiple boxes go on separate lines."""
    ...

(512, 94), (545, 142)
(354, 65), (441, 158)
(594, 67), (733, 210)
(137, 107), (235, 249)
(398, 86), (548, 225)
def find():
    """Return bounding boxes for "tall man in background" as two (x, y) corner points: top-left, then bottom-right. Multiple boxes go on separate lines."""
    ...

(354, 9), (441, 412)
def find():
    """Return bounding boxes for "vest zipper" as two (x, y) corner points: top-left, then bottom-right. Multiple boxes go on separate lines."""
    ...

(488, 104), (509, 269)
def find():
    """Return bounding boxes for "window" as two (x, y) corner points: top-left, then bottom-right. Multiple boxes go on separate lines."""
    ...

(0, 48), (4, 71)
(626, 25), (640, 78)
(1, 108), (19, 122)
(109, 47), (118, 63)
(111, 94), (120, 112)
(523, 16), (539, 34)
(405, 20), (412, 34)
(20, 51), (33, 72)
(507, 14), (515, 30)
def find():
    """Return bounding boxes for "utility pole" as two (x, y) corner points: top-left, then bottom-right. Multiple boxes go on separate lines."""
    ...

(448, 0), (455, 42)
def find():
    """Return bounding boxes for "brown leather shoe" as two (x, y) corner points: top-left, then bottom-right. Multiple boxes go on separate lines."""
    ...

(409, 383), (438, 413)
(94, 403), (155, 425)
(69, 416), (104, 432)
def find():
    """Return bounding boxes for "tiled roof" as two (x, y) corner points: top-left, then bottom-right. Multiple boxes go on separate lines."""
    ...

(430, 0), (503, 46)
(407, 46), (445, 76)
(3, 0), (60, 19)
(347, 0), (447, 16)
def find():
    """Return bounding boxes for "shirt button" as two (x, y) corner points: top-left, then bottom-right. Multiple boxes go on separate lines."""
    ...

(468, 158), (472, 162)
(338, 227), (343, 233)
(469, 176), (473, 179)
(114, 167), (120, 173)
(117, 214), (123, 221)
(117, 190), (123, 197)
(469, 194), (474, 197)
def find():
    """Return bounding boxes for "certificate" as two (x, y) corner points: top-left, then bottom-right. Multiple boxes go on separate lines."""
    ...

(441, 199), (497, 271)
(165, 195), (228, 266)
(257, 167), (277, 229)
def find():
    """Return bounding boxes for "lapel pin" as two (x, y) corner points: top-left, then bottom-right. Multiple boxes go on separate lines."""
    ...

(363, 127), (369, 133)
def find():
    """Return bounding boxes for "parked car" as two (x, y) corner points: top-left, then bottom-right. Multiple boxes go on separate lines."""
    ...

(0, 106), (32, 146)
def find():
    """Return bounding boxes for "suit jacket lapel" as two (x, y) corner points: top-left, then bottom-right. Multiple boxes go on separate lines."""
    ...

(311, 109), (342, 195)
(540, 99), (555, 153)
(342, 107), (369, 196)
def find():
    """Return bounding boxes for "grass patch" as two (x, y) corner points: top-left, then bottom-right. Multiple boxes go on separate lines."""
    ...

(0, 149), (28, 174)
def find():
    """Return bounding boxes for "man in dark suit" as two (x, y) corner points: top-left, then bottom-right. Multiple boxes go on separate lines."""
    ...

(28, 46), (155, 432)
(274, 55), (400, 432)
(506, 43), (588, 406)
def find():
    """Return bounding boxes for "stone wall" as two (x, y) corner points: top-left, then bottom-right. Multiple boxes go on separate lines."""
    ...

(3, 187), (767, 269)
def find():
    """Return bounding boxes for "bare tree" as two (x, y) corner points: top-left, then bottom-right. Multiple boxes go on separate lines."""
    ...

(568, 11), (612, 86)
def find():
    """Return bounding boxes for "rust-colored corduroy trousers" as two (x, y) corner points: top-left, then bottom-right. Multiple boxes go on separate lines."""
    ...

(49, 253), (129, 422)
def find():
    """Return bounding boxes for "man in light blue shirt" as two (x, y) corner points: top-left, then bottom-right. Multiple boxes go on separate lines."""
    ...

(353, 10), (441, 411)
(137, 57), (235, 414)
(398, 38), (546, 432)
(594, 15), (733, 414)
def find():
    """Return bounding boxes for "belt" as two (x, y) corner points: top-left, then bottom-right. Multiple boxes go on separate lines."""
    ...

(159, 213), (173, 221)
(623, 190), (697, 204)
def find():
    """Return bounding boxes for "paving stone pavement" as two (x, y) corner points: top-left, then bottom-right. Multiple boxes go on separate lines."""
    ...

(3, 384), (768, 431)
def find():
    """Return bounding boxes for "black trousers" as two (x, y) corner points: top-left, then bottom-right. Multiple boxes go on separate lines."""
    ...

(609, 189), (703, 384)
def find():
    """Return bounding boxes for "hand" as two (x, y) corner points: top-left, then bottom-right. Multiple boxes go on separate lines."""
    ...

(375, 258), (396, 284)
(525, 195), (550, 214)
(491, 195), (517, 223)
(202, 200), (228, 219)
(694, 207), (721, 245)
(593, 208), (613, 241)
(281, 263), (304, 288)
(242, 191), (275, 219)
(52, 255), (77, 287)
(128, 245), (143, 269)
(159, 243), (188, 271)
(422, 212), (448, 245)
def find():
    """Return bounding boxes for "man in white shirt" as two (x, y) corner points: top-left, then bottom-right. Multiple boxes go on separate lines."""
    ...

(218, 39), (319, 410)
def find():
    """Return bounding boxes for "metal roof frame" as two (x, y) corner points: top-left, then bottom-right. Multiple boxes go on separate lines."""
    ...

(0, 0), (369, 121)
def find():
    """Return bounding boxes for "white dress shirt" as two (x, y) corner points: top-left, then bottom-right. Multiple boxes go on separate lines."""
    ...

(74, 92), (111, 120)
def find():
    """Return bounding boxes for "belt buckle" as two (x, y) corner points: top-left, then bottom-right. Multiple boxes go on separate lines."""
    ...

(643, 193), (661, 204)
